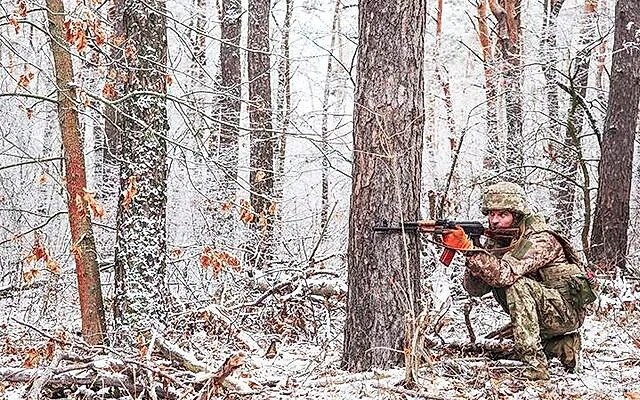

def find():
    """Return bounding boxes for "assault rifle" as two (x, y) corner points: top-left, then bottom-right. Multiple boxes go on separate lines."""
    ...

(373, 219), (520, 266)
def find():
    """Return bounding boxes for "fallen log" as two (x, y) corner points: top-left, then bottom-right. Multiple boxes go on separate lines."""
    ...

(435, 340), (516, 360)
(0, 366), (174, 399)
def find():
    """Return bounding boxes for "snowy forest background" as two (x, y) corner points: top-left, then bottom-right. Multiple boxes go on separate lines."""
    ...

(1, 0), (640, 398)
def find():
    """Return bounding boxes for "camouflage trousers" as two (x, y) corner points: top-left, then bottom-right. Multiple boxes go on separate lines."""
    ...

(505, 277), (584, 376)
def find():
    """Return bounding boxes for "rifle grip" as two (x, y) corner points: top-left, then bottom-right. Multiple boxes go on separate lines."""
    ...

(440, 248), (455, 266)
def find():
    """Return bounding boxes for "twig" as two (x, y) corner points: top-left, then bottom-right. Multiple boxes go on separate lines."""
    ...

(372, 382), (447, 399)
(0, 281), (46, 299)
(463, 300), (476, 343)
(485, 323), (513, 340)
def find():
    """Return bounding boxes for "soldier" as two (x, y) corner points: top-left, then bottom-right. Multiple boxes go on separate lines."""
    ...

(442, 181), (595, 380)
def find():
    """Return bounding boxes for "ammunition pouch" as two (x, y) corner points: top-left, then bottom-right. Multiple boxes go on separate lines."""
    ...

(567, 274), (597, 309)
(540, 263), (597, 310)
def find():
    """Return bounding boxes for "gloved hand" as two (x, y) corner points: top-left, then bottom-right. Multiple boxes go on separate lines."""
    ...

(442, 226), (472, 250)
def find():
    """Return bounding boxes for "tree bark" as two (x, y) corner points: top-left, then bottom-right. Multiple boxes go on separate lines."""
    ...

(590, 0), (640, 274)
(247, 0), (274, 268)
(342, 0), (425, 371)
(219, 0), (242, 185)
(477, 0), (499, 173)
(113, 0), (170, 328)
(492, 0), (524, 184)
(553, 0), (597, 236)
(274, 0), (292, 232)
(45, 0), (106, 345)
(319, 0), (340, 229)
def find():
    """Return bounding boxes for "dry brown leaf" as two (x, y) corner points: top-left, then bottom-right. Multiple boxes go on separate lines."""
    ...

(17, 71), (34, 88)
(16, 0), (27, 17)
(220, 201), (232, 214)
(102, 82), (116, 100)
(8, 15), (19, 34)
(268, 201), (277, 216)
(46, 259), (60, 275)
(170, 247), (183, 258)
(122, 176), (138, 208)
(23, 348), (41, 368)
(23, 267), (40, 284)
(83, 188), (105, 219)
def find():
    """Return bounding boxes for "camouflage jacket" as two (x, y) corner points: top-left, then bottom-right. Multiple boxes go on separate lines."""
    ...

(463, 214), (575, 296)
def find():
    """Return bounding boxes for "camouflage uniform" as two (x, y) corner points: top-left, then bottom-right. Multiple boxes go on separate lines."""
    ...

(463, 182), (588, 380)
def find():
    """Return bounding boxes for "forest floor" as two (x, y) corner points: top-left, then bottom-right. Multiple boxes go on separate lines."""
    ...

(1, 271), (639, 400)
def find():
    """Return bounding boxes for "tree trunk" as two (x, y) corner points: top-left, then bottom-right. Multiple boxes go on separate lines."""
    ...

(590, 0), (640, 274)
(274, 0), (292, 230)
(45, 0), (106, 345)
(247, 0), (274, 268)
(492, 0), (524, 184)
(219, 0), (242, 185)
(477, 0), (499, 173)
(319, 0), (340, 229)
(554, 0), (597, 236)
(113, 0), (170, 328)
(540, 0), (564, 140)
(342, 0), (425, 371)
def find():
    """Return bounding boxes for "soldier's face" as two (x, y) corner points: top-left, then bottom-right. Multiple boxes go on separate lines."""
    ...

(488, 210), (514, 229)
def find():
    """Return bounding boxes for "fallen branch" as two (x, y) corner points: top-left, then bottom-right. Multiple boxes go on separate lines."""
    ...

(485, 323), (513, 340)
(372, 382), (447, 400)
(437, 340), (515, 360)
(463, 300), (476, 343)
(304, 371), (379, 387)
(153, 333), (210, 373)
(203, 305), (261, 352)
(0, 366), (173, 398)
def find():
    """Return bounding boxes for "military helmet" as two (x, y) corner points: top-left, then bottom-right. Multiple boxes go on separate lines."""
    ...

(481, 181), (529, 215)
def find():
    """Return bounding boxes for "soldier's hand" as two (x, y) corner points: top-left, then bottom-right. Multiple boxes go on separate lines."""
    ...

(442, 226), (473, 250)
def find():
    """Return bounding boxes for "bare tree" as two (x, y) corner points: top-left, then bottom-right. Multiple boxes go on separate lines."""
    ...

(553, 0), (598, 238)
(590, 0), (640, 274)
(342, 0), (425, 370)
(320, 0), (340, 229)
(274, 0), (292, 229)
(113, 0), (170, 328)
(46, 0), (106, 345)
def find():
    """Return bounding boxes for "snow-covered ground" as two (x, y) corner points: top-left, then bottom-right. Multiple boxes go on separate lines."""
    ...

(1, 271), (639, 399)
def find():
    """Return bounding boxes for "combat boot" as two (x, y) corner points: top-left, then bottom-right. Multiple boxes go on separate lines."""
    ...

(520, 366), (550, 381)
(543, 332), (582, 373)
(518, 349), (550, 381)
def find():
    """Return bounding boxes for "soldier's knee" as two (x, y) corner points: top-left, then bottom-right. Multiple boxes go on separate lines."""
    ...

(507, 277), (536, 297)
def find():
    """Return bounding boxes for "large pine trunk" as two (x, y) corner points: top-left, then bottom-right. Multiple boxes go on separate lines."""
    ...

(247, 0), (274, 267)
(590, 0), (640, 274)
(342, 0), (425, 371)
(46, 0), (106, 345)
(113, 0), (170, 328)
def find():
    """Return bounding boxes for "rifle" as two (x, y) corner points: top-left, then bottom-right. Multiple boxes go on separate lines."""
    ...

(373, 219), (520, 266)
